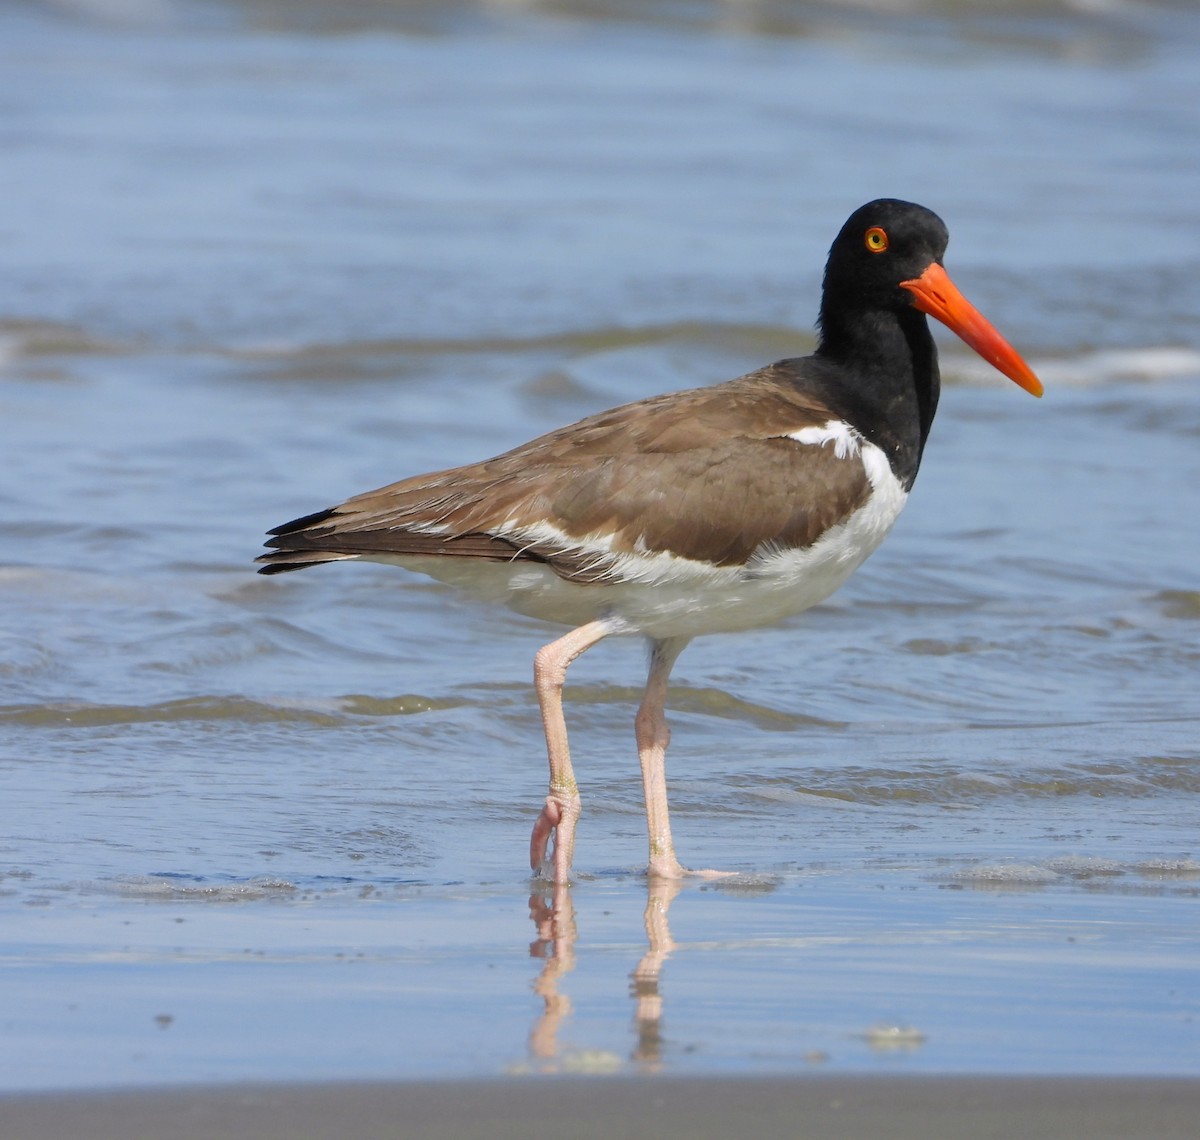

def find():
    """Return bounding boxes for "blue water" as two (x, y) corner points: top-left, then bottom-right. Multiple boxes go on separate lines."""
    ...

(0, 0), (1198, 1091)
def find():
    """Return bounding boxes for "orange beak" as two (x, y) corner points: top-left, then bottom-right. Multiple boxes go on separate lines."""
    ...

(900, 262), (1043, 398)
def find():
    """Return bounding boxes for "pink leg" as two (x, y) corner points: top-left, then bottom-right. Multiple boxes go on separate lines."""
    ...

(636, 638), (689, 878)
(529, 619), (613, 883)
(636, 637), (732, 879)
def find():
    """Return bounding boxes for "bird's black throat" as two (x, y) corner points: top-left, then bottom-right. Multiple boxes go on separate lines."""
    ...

(813, 302), (940, 491)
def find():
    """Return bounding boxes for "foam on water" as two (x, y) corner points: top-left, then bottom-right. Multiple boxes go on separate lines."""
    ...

(956, 346), (1200, 388)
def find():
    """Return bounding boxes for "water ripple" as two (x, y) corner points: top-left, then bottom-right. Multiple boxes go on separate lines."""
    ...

(0, 694), (464, 728)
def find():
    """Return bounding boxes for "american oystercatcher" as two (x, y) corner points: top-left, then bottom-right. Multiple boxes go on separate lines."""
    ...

(257, 199), (1043, 883)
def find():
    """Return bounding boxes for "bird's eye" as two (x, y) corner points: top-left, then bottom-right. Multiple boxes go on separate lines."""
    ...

(864, 226), (889, 253)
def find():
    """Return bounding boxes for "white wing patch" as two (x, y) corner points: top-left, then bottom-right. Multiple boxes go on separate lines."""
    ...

(782, 420), (863, 459)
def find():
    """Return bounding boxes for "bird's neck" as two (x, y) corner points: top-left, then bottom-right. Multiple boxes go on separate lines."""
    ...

(815, 306), (941, 489)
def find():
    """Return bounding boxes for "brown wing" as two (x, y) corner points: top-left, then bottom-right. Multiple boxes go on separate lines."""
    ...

(256, 363), (873, 582)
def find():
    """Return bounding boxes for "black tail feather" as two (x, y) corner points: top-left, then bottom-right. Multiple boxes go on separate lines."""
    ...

(255, 558), (311, 575)
(267, 507), (338, 537)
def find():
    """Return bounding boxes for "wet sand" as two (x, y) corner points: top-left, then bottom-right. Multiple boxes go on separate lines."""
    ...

(4, 1076), (1199, 1140)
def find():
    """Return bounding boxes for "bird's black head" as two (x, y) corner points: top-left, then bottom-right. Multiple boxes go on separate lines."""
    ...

(818, 199), (1042, 398)
(821, 198), (949, 316)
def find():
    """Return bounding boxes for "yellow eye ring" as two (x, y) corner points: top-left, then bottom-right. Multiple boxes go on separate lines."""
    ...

(864, 226), (889, 253)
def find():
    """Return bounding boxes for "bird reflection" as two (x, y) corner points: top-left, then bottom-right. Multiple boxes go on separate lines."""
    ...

(526, 876), (682, 1072)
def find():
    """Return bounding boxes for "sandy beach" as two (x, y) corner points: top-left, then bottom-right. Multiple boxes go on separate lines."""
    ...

(5, 1075), (1200, 1140)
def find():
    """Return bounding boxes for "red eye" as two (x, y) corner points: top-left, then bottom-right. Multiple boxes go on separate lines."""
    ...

(864, 226), (889, 253)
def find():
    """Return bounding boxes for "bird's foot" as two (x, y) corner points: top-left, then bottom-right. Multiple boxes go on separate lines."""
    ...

(647, 852), (738, 880)
(530, 790), (581, 884)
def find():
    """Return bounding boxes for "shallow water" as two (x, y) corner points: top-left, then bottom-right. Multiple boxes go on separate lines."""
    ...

(1, 0), (1198, 1091)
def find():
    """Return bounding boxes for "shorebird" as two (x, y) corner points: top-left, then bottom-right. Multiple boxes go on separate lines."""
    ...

(258, 199), (1043, 883)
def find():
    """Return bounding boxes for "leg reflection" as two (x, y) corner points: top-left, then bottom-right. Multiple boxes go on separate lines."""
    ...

(527, 884), (576, 1067)
(631, 875), (681, 1069)
(525, 876), (683, 1073)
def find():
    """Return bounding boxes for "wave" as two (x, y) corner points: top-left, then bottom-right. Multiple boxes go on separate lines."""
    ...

(0, 693), (465, 728)
(5, 311), (1197, 390)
